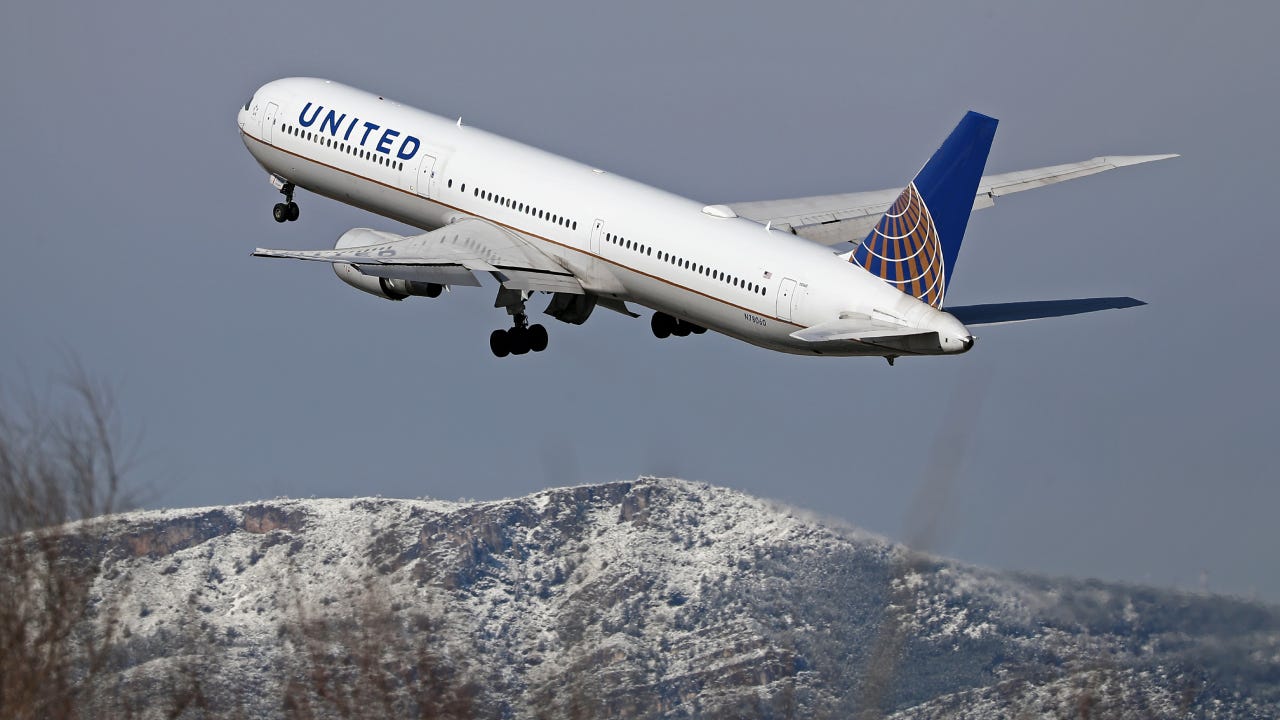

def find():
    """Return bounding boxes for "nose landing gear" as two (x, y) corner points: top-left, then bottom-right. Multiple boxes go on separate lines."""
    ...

(272, 182), (300, 223)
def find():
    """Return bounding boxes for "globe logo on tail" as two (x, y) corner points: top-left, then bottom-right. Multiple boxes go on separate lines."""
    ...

(850, 182), (946, 308)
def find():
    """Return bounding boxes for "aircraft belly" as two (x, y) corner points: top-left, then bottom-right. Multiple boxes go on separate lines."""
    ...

(604, 267), (815, 353)
(617, 272), (897, 357)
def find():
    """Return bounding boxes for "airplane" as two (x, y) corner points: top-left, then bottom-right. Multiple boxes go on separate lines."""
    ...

(239, 78), (1174, 362)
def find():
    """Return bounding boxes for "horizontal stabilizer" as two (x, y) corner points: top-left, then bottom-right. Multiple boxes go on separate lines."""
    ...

(792, 316), (921, 343)
(947, 297), (1145, 326)
(791, 315), (947, 353)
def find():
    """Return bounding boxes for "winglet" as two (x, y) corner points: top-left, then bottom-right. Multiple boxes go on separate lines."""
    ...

(851, 111), (998, 308)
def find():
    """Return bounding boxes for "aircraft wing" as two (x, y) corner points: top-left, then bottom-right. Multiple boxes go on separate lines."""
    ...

(253, 219), (584, 294)
(727, 154), (1177, 247)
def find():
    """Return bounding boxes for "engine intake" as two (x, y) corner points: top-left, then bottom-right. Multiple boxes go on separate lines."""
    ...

(330, 229), (443, 301)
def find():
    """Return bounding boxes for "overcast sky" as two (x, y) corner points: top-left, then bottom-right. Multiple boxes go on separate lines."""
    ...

(2, 1), (1276, 600)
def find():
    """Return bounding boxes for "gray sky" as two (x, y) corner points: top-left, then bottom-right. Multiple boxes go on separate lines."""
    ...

(2, 1), (1276, 600)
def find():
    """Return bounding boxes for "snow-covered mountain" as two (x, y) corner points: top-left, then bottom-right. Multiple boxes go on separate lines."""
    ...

(67, 478), (1279, 718)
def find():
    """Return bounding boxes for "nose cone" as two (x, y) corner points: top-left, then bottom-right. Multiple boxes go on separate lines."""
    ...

(237, 103), (247, 130)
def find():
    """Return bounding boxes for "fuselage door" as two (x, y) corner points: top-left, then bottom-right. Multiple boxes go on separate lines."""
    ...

(792, 282), (809, 323)
(263, 102), (279, 145)
(776, 277), (797, 321)
(413, 153), (437, 198)
(590, 219), (606, 255)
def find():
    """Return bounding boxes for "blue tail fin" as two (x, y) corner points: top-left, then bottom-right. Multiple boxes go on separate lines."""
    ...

(851, 111), (998, 308)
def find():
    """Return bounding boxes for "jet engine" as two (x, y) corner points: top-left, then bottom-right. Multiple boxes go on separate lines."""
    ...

(331, 228), (443, 301)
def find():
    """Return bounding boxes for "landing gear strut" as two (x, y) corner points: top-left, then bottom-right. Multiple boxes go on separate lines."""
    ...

(490, 288), (549, 358)
(272, 182), (300, 223)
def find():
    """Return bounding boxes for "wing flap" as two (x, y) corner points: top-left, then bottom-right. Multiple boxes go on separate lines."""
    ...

(493, 268), (583, 293)
(352, 263), (482, 287)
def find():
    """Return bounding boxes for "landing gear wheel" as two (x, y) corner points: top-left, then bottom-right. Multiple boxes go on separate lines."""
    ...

(508, 326), (531, 355)
(671, 320), (691, 337)
(272, 203), (288, 223)
(651, 313), (673, 339)
(286, 202), (300, 221)
(490, 329), (510, 358)
(528, 324), (548, 352)
(688, 323), (706, 335)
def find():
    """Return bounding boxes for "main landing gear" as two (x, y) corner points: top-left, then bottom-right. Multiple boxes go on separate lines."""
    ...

(490, 324), (548, 358)
(651, 312), (705, 339)
(272, 182), (300, 223)
(490, 288), (549, 358)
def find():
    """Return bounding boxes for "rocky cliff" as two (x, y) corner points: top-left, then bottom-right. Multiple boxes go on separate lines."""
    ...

(50, 478), (1280, 718)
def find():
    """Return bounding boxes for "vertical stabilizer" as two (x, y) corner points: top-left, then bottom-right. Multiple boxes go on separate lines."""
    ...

(851, 111), (998, 308)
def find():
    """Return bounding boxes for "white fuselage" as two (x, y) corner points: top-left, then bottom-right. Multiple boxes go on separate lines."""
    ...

(238, 78), (970, 356)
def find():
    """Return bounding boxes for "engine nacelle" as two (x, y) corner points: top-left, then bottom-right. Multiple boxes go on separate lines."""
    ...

(331, 229), (443, 301)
